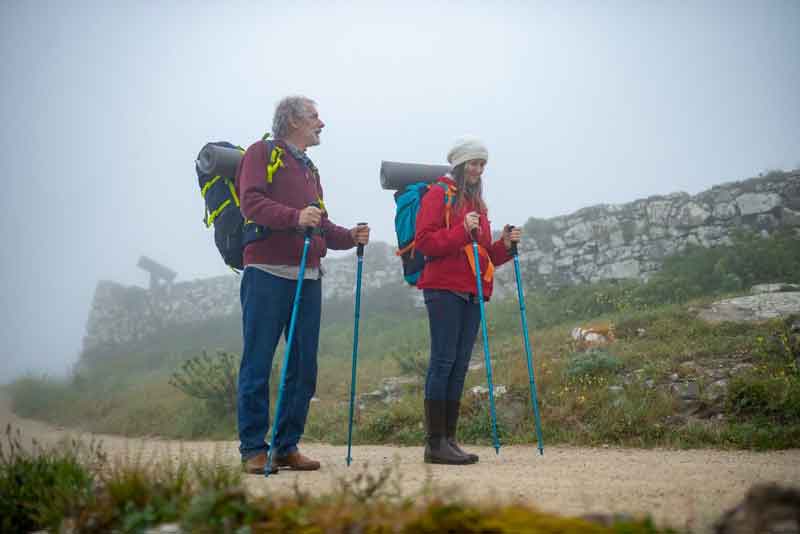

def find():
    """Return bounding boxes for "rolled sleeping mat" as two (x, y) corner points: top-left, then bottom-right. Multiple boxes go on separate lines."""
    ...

(380, 160), (450, 190)
(196, 143), (244, 181)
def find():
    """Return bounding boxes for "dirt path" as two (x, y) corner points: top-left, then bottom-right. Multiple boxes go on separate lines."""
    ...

(3, 397), (798, 533)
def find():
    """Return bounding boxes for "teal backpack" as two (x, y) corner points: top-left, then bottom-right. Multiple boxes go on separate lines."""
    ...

(393, 180), (456, 285)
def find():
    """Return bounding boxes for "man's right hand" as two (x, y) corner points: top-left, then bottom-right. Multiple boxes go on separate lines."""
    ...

(298, 206), (322, 228)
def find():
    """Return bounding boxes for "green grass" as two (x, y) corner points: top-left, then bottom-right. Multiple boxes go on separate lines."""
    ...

(9, 230), (800, 449)
(0, 425), (100, 532)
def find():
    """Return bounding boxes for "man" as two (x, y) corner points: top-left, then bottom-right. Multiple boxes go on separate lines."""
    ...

(236, 96), (370, 473)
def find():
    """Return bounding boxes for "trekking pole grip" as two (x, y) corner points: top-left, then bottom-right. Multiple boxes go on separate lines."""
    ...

(356, 222), (367, 257)
(305, 201), (322, 238)
(506, 225), (518, 256)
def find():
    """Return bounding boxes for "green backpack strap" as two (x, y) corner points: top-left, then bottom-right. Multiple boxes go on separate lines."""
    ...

(262, 134), (285, 184)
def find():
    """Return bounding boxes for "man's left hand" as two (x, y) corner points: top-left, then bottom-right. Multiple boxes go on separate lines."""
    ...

(351, 224), (370, 245)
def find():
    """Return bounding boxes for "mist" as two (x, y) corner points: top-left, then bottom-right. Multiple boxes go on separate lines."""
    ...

(1, 0), (798, 383)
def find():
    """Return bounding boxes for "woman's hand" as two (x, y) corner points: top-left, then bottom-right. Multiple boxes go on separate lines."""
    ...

(350, 223), (370, 245)
(464, 211), (480, 235)
(502, 225), (522, 250)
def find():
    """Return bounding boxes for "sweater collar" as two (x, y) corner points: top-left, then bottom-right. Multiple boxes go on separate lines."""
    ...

(276, 140), (315, 171)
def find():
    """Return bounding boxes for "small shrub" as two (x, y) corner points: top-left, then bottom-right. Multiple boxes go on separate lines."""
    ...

(458, 397), (515, 446)
(169, 350), (239, 418)
(755, 315), (800, 370)
(360, 399), (424, 445)
(726, 372), (800, 423)
(181, 488), (254, 533)
(564, 348), (624, 379)
(0, 425), (100, 532)
(8, 375), (72, 420)
(75, 453), (244, 532)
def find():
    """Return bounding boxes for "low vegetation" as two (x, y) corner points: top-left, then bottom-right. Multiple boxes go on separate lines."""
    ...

(8, 231), (800, 450)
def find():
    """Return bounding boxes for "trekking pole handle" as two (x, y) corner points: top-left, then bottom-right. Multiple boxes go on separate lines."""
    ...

(506, 225), (518, 256)
(305, 202), (322, 238)
(356, 222), (367, 257)
(470, 228), (479, 243)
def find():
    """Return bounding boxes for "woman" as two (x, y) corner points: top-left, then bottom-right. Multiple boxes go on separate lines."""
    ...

(414, 136), (522, 465)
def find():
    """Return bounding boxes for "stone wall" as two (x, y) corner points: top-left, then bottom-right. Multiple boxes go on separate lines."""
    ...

(494, 170), (800, 290)
(83, 276), (241, 351)
(84, 170), (799, 351)
(83, 242), (412, 352)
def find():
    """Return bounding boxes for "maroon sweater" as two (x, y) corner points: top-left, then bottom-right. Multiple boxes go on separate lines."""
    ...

(236, 140), (355, 268)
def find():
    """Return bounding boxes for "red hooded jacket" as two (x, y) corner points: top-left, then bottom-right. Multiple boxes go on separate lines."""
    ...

(414, 176), (511, 299)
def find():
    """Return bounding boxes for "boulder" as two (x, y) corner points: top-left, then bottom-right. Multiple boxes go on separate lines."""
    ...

(715, 483), (800, 534)
(698, 293), (800, 323)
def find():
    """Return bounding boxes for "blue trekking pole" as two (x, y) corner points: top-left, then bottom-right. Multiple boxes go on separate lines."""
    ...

(346, 222), (368, 466)
(471, 230), (501, 455)
(507, 225), (544, 455)
(265, 206), (318, 477)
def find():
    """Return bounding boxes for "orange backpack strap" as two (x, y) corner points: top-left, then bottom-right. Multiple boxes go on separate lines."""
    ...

(430, 180), (456, 229)
(463, 243), (495, 282)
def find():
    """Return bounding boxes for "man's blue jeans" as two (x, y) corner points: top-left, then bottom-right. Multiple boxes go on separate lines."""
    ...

(423, 289), (482, 401)
(237, 267), (321, 460)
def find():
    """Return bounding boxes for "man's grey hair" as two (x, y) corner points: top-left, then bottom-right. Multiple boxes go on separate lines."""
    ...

(272, 96), (316, 139)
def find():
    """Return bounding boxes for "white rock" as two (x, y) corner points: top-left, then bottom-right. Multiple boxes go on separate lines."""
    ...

(736, 192), (782, 216)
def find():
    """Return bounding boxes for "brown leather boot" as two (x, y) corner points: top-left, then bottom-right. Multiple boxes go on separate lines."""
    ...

(424, 400), (471, 465)
(446, 400), (479, 464)
(242, 452), (278, 474)
(273, 450), (321, 471)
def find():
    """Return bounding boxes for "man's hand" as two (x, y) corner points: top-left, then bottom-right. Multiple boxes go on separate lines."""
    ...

(464, 211), (480, 235)
(350, 223), (370, 245)
(298, 206), (322, 227)
(502, 225), (522, 250)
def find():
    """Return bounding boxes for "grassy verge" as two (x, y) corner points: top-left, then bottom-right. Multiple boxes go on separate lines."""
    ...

(8, 230), (800, 449)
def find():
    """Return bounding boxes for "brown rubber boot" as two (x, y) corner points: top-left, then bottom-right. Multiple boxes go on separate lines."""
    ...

(424, 400), (471, 465)
(242, 452), (278, 474)
(446, 400), (479, 464)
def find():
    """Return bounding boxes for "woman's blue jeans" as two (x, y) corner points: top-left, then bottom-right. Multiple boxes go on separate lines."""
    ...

(423, 289), (482, 401)
(237, 268), (321, 461)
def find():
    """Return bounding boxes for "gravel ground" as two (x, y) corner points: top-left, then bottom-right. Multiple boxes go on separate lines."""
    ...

(3, 397), (799, 533)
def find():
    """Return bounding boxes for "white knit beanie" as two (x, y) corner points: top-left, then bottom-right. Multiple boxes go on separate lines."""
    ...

(447, 136), (489, 168)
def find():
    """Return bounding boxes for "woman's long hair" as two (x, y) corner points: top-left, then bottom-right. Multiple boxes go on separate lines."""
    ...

(451, 162), (487, 214)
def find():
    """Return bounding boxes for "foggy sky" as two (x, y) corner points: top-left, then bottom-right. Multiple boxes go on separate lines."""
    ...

(1, 0), (798, 383)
